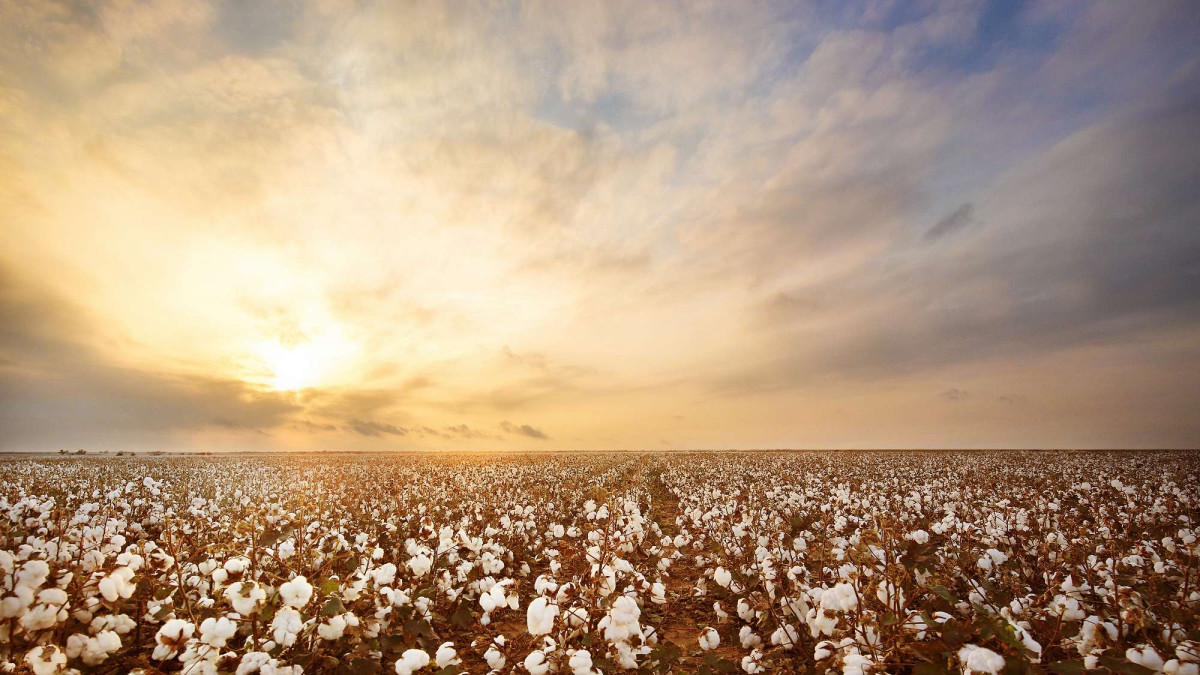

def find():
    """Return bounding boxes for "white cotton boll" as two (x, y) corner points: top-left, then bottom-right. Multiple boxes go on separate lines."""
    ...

(24, 646), (66, 675)
(558, 605), (587, 628)
(699, 626), (720, 651)
(277, 539), (296, 560)
(814, 640), (835, 661)
(1127, 646), (1166, 672)
(271, 608), (303, 647)
(569, 649), (596, 675)
(843, 652), (873, 675)
(321, 612), (356, 640)
(485, 645), (507, 669)
(1165, 661), (1200, 675)
(407, 554), (432, 578)
(370, 564), (398, 587)
(394, 649), (430, 675)
(279, 576), (313, 609)
(237, 651), (271, 675)
(713, 567), (732, 588)
(72, 629), (122, 665)
(741, 649), (766, 673)
(524, 650), (550, 675)
(154, 618), (195, 660)
(224, 581), (267, 616)
(17, 560), (51, 589)
(959, 645), (1006, 674)
(98, 567), (137, 602)
(737, 598), (755, 622)
(771, 623), (800, 649)
(907, 530), (930, 544)
(200, 616), (238, 647)
(739, 625), (762, 648)
(820, 582), (858, 612)
(434, 643), (460, 668)
(714, 601), (729, 622)
(527, 596), (558, 636)
(650, 582), (667, 604)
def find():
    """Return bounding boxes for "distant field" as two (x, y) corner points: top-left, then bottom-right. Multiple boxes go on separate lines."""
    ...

(2, 451), (1197, 674)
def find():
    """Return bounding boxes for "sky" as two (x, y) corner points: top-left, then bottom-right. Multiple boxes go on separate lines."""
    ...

(1, 0), (1198, 452)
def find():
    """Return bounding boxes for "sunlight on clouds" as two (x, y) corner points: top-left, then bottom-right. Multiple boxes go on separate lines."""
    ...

(0, 0), (1197, 451)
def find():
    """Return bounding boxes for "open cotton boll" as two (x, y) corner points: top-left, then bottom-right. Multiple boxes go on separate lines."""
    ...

(394, 649), (430, 675)
(278, 576), (313, 609)
(741, 648), (766, 673)
(224, 581), (267, 616)
(699, 626), (720, 651)
(569, 649), (596, 674)
(407, 554), (432, 578)
(484, 644), (507, 670)
(527, 596), (558, 636)
(524, 650), (550, 675)
(713, 567), (732, 588)
(820, 582), (858, 612)
(1127, 646), (1166, 672)
(153, 618), (195, 660)
(270, 608), (303, 647)
(959, 645), (1006, 674)
(98, 567), (136, 602)
(66, 629), (122, 665)
(739, 625), (762, 649)
(434, 642), (460, 668)
(24, 646), (66, 675)
(200, 616), (238, 647)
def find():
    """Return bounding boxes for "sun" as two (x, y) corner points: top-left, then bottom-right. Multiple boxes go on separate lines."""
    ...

(253, 331), (355, 391)
(261, 343), (318, 390)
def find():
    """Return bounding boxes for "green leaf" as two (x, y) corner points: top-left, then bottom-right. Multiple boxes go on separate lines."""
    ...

(930, 585), (957, 603)
(323, 595), (345, 616)
(1099, 656), (1155, 675)
(348, 658), (381, 675)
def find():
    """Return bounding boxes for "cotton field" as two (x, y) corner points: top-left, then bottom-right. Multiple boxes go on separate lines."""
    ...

(1, 451), (1197, 675)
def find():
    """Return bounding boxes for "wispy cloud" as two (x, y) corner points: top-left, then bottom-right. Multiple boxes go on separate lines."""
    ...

(1, 0), (1197, 450)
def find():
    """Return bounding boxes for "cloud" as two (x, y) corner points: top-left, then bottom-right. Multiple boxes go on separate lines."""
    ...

(0, 266), (301, 451)
(498, 421), (550, 440)
(1, 1), (1198, 449)
(924, 203), (977, 242)
(345, 419), (409, 438)
(444, 424), (497, 440)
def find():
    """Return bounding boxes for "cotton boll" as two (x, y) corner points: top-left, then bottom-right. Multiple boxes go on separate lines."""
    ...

(200, 616), (238, 647)
(279, 576), (313, 609)
(98, 567), (136, 602)
(713, 567), (732, 588)
(407, 554), (432, 578)
(699, 626), (720, 651)
(153, 618), (195, 660)
(434, 642), (460, 668)
(24, 646), (66, 675)
(484, 645), (507, 670)
(1127, 646), (1166, 672)
(224, 581), (267, 616)
(524, 650), (550, 675)
(959, 645), (1006, 674)
(569, 649), (597, 675)
(739, 625), (762, 648)
(527, 596), (558, 636)
(741, 649), (766, 673)
(270, 608), (303, 647)
(394, 649), (430, 675)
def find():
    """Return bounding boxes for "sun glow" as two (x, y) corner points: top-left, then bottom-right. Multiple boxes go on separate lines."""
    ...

(253, 331), (356, 391)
